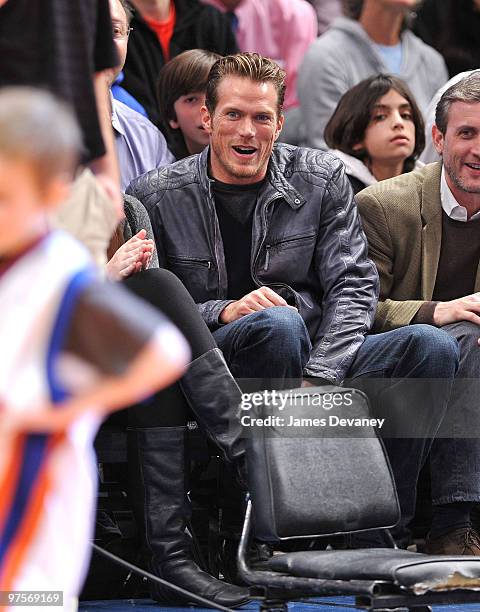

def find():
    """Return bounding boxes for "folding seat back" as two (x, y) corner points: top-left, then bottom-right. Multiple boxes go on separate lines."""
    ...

(245, 386), (400, 541)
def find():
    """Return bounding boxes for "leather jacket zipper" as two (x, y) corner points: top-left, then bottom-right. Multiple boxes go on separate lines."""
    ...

(264, 248), (270, 271)
(264, 233), (317, 271)
(253, 197), (304, 308)
(253, 204), (313, 310)
(206, 178), (222, 294)
(169, 255), (211, 269)
(253, 196), (277, 283)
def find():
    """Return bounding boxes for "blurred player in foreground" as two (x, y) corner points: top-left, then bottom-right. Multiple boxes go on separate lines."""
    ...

(0, 87), (190, 611)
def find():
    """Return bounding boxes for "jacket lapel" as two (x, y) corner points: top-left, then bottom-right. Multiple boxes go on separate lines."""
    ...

(420, 164), (443, 300)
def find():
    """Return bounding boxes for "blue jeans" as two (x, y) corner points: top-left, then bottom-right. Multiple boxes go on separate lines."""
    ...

(346, 325), (459, 545)
(430, 321), (480, 506)
(212, 307), (311, 391)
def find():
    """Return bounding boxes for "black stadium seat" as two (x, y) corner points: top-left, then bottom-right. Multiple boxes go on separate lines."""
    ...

(237, 386), (480, 612)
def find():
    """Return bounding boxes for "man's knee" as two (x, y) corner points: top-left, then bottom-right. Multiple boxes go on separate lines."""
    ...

(404, 324), (459, 376)
(256, 305), (305, 328)
(254, 306), (308, 337)
(443, 320), (479, 349)
(246, 306), (310, 356)
(442, 320), (480, 376)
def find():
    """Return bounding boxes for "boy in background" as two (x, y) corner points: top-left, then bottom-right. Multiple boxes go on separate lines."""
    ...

(0, 87), (189, 610)
(156, 49), (220, 160)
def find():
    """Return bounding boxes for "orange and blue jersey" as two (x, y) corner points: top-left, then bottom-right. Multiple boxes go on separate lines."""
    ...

(0, 232), (99, 611)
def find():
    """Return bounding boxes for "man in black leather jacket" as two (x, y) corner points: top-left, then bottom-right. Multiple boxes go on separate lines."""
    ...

(128, 53), (459, 548)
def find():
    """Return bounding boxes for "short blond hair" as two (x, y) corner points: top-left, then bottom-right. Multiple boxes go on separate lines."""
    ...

(0, 87), (81, 186)
(205, 52), (286, 116)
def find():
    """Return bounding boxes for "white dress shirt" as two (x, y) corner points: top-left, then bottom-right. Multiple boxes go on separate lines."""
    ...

(441, 167), (480, 222)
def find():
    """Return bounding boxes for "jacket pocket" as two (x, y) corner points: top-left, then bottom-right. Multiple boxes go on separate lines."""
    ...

(169, 255), (212, 269)
(167, 255), (214, 302)
(264, 231), (317, 271)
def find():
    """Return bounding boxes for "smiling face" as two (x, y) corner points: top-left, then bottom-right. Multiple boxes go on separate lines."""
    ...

(201, 76), (284, 184)
(169, 91), (210, 155)
(355, 88), (415, 171)
(433, 101), (480, 201)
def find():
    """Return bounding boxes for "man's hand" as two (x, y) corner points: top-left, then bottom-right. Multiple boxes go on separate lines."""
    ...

(301, 378), (333, 388)
(301, 379), (316, 388)
(220, 286), (297, 324)
(433, 293), (480, 332)
(106, 229), (154, 281)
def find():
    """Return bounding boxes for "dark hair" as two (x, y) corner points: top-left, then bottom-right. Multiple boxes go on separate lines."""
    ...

(435, 70), (480, 135)
(324, 74), (425, 173)
(205, 52), (286, 116)
(157, 49), (220, 159)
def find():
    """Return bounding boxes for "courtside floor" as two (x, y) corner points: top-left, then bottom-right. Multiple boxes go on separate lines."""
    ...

(79, 599), (480, 611)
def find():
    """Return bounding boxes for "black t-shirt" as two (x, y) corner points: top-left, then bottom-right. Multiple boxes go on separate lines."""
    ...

(0, 0), (118, 163)
(212, 178), (264, 300)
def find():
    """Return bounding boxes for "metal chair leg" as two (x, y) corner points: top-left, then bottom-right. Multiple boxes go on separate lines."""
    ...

(260, 600), (288, 612)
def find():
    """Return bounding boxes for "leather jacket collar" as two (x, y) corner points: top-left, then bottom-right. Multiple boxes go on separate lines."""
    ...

(196, 145), (306, 210)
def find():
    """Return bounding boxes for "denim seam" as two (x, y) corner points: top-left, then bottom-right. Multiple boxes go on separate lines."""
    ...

(433, 494), (480, 505)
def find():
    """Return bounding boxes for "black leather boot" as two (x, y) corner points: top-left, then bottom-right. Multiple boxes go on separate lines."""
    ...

(127, 426), (250, 608)
(180, 348), (247, 487)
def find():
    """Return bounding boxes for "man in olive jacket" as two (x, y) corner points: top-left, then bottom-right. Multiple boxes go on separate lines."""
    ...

(357, 72), (480, 556)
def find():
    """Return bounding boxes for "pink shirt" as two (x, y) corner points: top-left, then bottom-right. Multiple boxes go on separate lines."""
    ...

(201, 0), (317, 110)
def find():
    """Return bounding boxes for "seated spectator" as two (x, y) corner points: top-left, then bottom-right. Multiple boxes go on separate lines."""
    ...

(413, 0), (480, 79)
(110, 0), (147, 119)
(112, 71), (148, 118)
(103, 196), (250, 606)
(356, 71), (480, 555)
(128, 52), (460, 550)
(298, 0), (448, 149)
(107, 0), (174, 190)
(157, 49), (220, 159)
(123, 0), (238, 125)
(324, 74), (425, 193)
